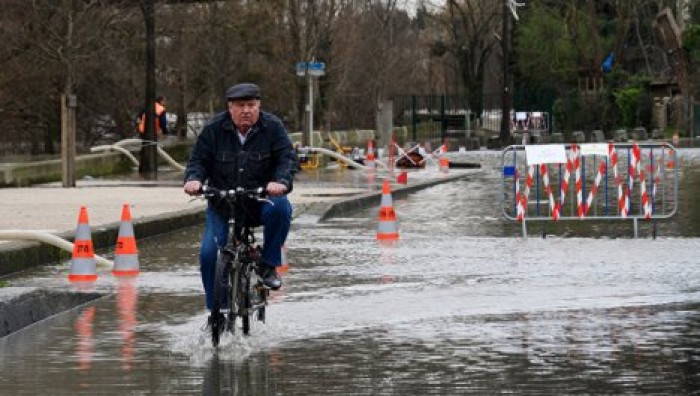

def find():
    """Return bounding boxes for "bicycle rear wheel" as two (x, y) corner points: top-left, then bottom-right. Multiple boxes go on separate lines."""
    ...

(211, 250), (230, 347)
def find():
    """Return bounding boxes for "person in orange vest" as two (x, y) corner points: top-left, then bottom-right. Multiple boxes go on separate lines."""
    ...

(138, 95), (168, 136)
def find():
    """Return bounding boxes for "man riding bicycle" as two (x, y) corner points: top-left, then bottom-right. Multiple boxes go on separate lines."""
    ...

(183, 83), (296, 325)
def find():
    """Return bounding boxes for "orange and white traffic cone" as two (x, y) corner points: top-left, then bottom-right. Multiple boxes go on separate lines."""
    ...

(365, 139), (376, 169)
(438, 144), (449, 173)
(113, 204), (139, 277)
(278, 244), (290, 273)
(69, 206), (97, 282)
(376, 179), (399, 241)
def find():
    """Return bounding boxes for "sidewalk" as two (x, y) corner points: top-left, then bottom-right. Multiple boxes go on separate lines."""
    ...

(0, 181), (370, 274)
(0, 182), (367, 237)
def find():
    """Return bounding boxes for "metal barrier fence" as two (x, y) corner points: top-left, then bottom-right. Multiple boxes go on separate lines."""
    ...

(501, 143), (678, 238)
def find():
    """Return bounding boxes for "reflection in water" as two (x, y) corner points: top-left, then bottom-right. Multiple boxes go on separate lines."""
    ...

(201, 352), (282, 396)
(74, 305), (95, 389)
(264, 305), (700, 394)
(70, 280), (96, 293)
(379, 240), (398, 284)
(116, 278), (139, 371)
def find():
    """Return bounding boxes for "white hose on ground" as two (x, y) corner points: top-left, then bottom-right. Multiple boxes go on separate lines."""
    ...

(155, 145), (186, 171)
(0, 230), (113, 267)
(91, 145), (140, 166)
(94, 139), (385, 173)
(300, 146), (388, 170)
(90, 138), (186, 172)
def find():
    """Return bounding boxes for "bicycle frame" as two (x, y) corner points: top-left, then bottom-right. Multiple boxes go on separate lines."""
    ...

(204, 186), (269, 345)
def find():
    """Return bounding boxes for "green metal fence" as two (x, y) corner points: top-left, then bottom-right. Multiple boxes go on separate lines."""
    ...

(393, 95), (474, 148)
(393, 93), (556, 149)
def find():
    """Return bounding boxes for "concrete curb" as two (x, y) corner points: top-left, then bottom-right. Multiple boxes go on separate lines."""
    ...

(0, 206), (207, 277)
(0, 287), (103, 336)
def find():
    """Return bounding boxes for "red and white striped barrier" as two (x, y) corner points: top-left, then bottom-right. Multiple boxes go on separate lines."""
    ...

(583, 159), (606, 216)
(554, 149), (574, 220)
(571, 145), (584, 218)
(540, 163), (558, 220)
(630, 144), (652, 219)
(515, 143), (663, 221)
(651, 152), (661, 205)
(516, 165), (535, 222)
(609, 144), (627, 217)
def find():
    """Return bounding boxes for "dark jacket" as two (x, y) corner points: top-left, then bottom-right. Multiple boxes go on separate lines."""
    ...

(184, 110), (296, 218)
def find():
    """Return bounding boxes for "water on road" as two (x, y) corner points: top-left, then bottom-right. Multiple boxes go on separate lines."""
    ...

(2, 153), (700, 395)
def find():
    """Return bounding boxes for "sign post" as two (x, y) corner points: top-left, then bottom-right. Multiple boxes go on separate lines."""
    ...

(61, 94), (77, 188)
(296, 60), (325, 147)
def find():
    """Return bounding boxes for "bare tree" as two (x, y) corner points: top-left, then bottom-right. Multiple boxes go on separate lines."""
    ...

(430, 0), (500, 117)
(0, 0), (138, 155)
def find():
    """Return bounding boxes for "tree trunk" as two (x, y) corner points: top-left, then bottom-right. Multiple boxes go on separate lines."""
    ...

(176, 72), (187, 140)
(139, 0), (158, 179)
(499, 0), (512, 146)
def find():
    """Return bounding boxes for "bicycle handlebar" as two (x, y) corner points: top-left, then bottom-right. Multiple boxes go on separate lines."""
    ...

(201, 185), (271, 204)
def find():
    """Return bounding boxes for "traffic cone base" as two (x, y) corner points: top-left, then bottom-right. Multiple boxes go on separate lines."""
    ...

(439, 157), (450, 172)
(68, 274), (98, 282)
(278, 245), (290, 273)
(112, 269), (140, 277)
(376, 232), (399, 240)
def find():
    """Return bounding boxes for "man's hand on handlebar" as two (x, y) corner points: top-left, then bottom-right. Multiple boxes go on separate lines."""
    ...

(266, 181), (287, 197)
(184, 180), (202, 196)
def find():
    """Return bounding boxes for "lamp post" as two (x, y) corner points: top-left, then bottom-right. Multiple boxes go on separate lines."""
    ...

(296, 60), (325, 147)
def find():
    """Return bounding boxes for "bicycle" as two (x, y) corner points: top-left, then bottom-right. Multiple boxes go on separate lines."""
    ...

(201, 185), (271, 347)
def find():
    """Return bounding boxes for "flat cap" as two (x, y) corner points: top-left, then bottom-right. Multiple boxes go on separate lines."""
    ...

(225, 83), (261, 101)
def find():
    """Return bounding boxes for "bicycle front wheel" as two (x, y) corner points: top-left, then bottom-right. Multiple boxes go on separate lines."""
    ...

(236, 265), (251, 335)
(211, 250), (230, 347)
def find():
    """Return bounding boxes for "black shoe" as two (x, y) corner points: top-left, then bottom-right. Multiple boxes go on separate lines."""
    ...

(204, 313), (226, 333)
(258, 264), (282, 290)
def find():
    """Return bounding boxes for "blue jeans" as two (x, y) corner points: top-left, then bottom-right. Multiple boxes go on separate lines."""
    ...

(199, 196), (292, 310)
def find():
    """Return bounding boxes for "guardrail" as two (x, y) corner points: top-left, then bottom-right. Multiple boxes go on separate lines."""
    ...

(501, 143), (678, 238)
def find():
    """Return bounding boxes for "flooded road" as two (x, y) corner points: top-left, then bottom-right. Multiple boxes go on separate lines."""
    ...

(2, 151), (700, 394)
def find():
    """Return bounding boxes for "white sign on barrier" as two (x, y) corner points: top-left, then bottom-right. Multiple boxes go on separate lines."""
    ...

(580, 143), (609, 157)
(525, 145), (567, 165)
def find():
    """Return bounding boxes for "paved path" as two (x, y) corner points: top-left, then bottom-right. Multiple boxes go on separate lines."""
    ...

(0, 183), (368, 243)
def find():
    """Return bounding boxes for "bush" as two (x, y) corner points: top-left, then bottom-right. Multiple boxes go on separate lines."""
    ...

(614, 87), (642, 127)
(613, 81), (653, 129)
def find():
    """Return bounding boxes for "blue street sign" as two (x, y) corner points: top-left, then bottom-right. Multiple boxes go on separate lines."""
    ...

(296, 62), (307, 77)
(307, 61), (324, 70)
(307, 61), (325, 76)
(297, 61), (325, 77)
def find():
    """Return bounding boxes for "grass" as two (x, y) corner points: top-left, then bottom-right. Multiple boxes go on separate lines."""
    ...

(0, 280), (9, 288)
